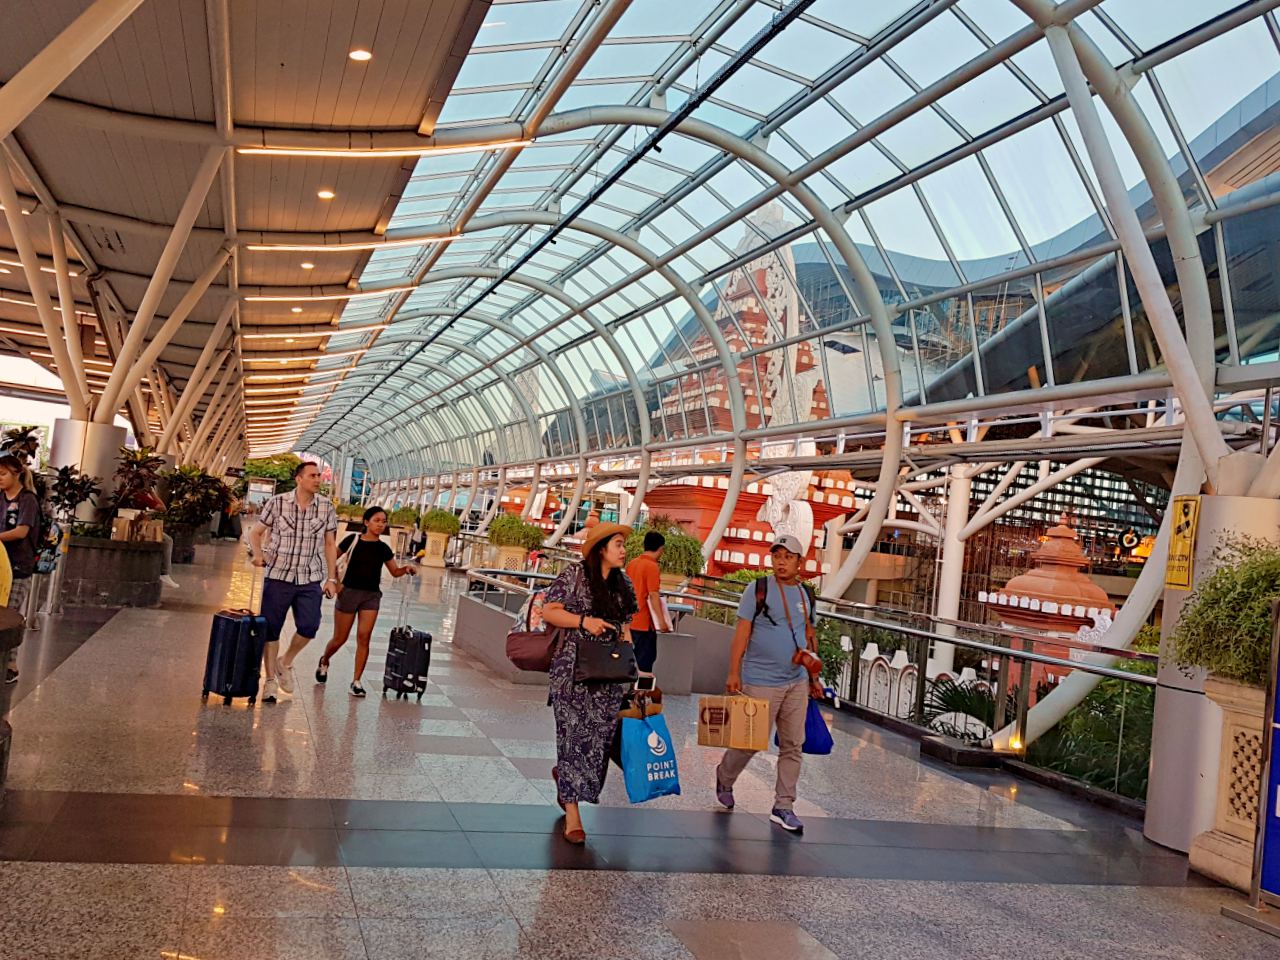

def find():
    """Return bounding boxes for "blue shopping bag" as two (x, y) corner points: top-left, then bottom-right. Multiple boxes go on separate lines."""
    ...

(620, 713), (682, 804)
(774, 698), (834, 756)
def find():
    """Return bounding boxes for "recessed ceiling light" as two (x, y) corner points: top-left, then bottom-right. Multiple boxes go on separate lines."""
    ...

(285, 338), (295, 343)
(348, 49), (372, 62)
(300, 262), (315, 270)
(317, 189), (335, 200)
(291, 308), (303, 315)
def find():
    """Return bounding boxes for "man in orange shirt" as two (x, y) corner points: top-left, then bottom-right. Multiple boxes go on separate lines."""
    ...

(626, 530), (670, 672)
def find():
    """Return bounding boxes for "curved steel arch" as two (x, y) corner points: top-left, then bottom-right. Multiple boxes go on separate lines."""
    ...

(287, 108), (899, 566)
(315, 304), (590, 468)
(319, 254), (657, 453)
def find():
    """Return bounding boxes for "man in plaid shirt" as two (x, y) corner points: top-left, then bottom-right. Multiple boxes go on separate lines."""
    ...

(249, 461), (338, 703)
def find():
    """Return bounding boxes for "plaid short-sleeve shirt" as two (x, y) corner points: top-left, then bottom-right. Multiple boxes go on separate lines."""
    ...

(259, 491), (338, 585)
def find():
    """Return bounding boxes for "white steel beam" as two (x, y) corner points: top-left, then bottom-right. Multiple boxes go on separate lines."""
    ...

(0, 0), (146, 141)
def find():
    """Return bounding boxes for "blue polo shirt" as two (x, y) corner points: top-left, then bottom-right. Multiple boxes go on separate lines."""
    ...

(737, 577), (810, 687)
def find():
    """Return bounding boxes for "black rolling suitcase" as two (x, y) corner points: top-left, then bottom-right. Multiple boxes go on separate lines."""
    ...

(382, 581), (432, 701)
(202, 573), (268, 705)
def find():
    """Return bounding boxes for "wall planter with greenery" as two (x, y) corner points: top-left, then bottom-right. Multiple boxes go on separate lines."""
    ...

(488, 514), (543, 570)
(161, 467), (232, 563)
(1177, 538), (1280, 891)
(61, 447), (167, 606)
(420, 509), (460, 568)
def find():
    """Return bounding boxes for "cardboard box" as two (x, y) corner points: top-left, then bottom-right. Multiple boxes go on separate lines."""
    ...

(696, 694), (770, 751)
(137, 519), (164, 543)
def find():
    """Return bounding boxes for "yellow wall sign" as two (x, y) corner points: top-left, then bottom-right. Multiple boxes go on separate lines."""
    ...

(1165, 495), (1200, 590)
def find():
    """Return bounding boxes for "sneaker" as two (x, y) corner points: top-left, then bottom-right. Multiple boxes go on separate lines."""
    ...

(4, 668), (17, 685)
(276, 663), (295, 694)
(159, 574), (180, 589)
(315, 660), (328, 684)
(261, 677), (278, 704)
(349, 681), (366, 698)
(714, 765), (734, 810)
(770, 808), (804, 833)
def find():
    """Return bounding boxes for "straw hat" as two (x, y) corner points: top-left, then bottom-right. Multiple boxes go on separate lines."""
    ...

(581, 521), (632, 557)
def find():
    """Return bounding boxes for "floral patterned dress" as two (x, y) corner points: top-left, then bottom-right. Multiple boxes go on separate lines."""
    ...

(545, 562), (637, 804)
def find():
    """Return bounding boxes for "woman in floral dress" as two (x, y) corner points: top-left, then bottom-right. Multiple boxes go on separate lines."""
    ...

(541, 522), (637, 844)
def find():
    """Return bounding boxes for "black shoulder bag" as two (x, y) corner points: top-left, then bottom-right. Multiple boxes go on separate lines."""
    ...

(574, 620), (639, 684)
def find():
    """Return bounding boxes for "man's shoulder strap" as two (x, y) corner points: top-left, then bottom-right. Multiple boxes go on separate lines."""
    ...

(752, 575), (774, 624)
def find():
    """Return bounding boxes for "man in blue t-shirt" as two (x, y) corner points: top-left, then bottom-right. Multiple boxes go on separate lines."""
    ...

(715, 534), (820, 832)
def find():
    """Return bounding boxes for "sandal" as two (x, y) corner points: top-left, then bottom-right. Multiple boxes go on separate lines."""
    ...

(315, 659), (329, 684)
(563, 826), (586, 845)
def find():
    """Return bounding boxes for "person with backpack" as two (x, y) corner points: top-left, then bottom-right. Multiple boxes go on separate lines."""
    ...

(714, 534), (822, 833)
(314, 505), (417, 697)
(0, 455), (40, 683)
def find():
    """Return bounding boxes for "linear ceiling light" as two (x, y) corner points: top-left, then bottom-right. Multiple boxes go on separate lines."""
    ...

(0, 257), (78, 277)
(244, 285), (415, 303)
(245, 235), (453, 253)
(241, 323), (388, 340)
(236, 139), (531, 160)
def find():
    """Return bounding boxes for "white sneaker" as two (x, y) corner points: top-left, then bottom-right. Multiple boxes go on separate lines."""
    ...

(159, 575), (180, 589)
(276, 663), (295, 695)
(261, 677), (278, 704)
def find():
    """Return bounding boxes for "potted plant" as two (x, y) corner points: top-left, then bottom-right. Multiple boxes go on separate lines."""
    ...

(162, 466), (232, 563)
(63, 448), (167, 608)
(420, 508), (460, 568)
(1177, 537), (1280, 891)
(488, 513), (533, 571)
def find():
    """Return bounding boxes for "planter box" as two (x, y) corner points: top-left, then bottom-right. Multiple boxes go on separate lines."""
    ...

(60, 536), (163, 608)
(1189, 676), (1266, 891)
(494, 545), (528, 572)
(169, 522), (196, 564)
(423, 531), (450, 568)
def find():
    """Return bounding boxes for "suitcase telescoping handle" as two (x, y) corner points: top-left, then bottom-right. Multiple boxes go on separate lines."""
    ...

(397, 572), (413, 628)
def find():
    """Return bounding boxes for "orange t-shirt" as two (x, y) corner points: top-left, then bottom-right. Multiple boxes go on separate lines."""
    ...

(627, 554), (661, 632)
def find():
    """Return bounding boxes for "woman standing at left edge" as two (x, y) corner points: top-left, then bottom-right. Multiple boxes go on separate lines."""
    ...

(540, 523), (637, 844)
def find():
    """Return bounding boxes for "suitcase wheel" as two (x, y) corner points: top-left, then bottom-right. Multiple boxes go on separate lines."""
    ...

(382, 687), (388, 698)
(201, 691), (209, 702)
(248, 696), (256, 705)
(223, 695), (232, 705)
(416, 691), (424, 703)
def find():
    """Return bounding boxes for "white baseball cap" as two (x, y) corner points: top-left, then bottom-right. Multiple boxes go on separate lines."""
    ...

(769, 534), (804, 556)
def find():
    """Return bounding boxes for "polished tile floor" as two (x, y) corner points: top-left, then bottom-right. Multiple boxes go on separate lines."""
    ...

(0, 542), (1273, 959)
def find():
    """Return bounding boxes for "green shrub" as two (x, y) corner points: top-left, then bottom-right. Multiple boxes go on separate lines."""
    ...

(161, 466), (231, 526)
(389, 506), (419, 527)
(1173, 538), (1280, 687)
(421, 508), (460, 535)
(488, 513), (526, 547)
(625, 524), (705, 577)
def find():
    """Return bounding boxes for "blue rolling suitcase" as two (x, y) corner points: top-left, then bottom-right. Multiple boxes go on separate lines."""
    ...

(382, 582), (432, 701)
(202, 576), (267, 705)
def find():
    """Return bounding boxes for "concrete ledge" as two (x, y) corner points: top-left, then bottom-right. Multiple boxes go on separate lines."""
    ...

(920, 734), (1002, 768)
(62, 537), (163, 608)
(685, 617), (735, 694)
(453, 594), (546, 685)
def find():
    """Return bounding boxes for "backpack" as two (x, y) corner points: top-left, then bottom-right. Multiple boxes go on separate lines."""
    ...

(751, 575), (815, 628)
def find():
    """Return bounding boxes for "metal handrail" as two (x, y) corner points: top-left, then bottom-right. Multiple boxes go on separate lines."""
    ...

(464, 568), (1152, 684)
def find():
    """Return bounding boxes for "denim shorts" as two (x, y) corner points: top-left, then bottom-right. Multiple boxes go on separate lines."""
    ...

(335, 587), (381, 614)
(261, 578), (323, 641)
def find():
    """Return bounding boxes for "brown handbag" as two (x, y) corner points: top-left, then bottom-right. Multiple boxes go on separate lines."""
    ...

(505, 626), (562, 672)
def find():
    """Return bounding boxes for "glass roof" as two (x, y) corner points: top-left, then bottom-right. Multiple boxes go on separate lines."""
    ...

(298, 0), (1280, 475)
